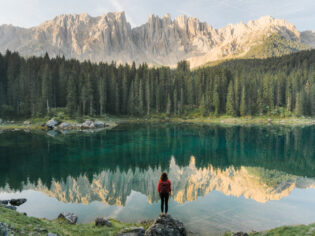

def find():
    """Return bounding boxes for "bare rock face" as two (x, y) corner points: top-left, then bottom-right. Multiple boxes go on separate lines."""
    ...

(301, 31), (315, 48)
(0, 12), (312, 68)
(145, 214), (186, 236)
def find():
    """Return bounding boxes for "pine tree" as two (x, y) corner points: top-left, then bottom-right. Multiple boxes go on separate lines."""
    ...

(66, 72), (77, 117)
(226, 81), (236, 116)
(213, 85), (220, 116)
(240, 86), (247, 116)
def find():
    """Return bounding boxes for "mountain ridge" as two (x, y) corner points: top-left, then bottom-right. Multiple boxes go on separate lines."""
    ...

(0, 12), (314, 67)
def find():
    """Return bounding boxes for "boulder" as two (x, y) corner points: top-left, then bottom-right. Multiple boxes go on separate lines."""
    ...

(59, 122), (70, 129)
(145, 215), (186, 236)
(0, 200), (8, 205)
(47, 119), (59, 129)
(233, 233), (249, 236)
(118, 227), (145, 236)
(94, 120), (105, 128)
(0, 222), (9, 236)
(9, 198), (27, 206)
(0, 119), (3, 124)
(23, 120), (31, 125)
(82, 120), (93, 129)
(58, 212), (78, 224)
(95, 217), (112, 227)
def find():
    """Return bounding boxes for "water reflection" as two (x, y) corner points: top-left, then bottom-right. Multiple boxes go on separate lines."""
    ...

(1, 124), (315, 235)
(1, 156), (315, 205)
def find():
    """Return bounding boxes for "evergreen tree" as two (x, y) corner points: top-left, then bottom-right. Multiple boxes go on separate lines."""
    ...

(240, 86), (247, 116)
(226, 81), (236, 116)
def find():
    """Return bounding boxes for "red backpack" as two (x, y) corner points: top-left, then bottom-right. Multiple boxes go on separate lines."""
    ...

(159, 180), (170, 194)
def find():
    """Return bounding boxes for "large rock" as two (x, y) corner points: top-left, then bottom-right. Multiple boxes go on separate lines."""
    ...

(47, 119), (59, 129)
(9, 198), (27, 206)
(82, 120), (93, 129)
(95, 217), (112, 227)
(145, 215), (186, 236)
(118, 227), (145, 236)
(58, 122), (70, 129)
(232, 233), (249, 236)
(58, 212), (78, 224)
(0, 200), (8, 205)
(94, 120), (105, 128)
(0, 119), (3, 124)
(23, 120), (31, 125)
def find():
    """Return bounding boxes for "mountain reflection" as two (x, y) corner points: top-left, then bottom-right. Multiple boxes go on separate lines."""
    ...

(0, 124), (314, 204)
(1, 156), (315, 205)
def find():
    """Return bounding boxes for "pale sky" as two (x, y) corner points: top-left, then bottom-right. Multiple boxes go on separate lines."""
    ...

(0, 0), (314, 31)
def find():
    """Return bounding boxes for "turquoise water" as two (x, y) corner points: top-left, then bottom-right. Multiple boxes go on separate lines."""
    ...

(0, 124), (315, 235)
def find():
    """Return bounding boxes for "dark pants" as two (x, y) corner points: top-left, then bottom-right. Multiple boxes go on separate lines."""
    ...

(160, 192), (169, 213)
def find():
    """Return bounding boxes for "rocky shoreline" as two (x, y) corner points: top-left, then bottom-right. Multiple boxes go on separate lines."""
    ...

(1, 203), (314, 236)
(0, 202), (188, 236)
(0, 117), (118, 135)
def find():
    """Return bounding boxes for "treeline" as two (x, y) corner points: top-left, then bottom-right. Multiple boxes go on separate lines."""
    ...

(0, 50), (314, 118)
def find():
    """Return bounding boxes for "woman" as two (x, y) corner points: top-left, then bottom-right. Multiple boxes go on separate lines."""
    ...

(158, 172), (171, 215)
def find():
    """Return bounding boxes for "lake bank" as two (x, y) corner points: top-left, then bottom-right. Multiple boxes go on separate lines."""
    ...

(1, 206), (314, 236)
(0, 116), (314, 132)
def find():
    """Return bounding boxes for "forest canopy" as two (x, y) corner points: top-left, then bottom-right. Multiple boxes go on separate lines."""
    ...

(0, 50), (314, 118)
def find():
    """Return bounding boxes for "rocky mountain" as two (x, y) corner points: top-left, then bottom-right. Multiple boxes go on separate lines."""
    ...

(2, 157), (315, 205)
(0, 12), (314, 67)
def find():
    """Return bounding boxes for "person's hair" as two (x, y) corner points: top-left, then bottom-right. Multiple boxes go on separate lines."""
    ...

(160, 172), (168, 181)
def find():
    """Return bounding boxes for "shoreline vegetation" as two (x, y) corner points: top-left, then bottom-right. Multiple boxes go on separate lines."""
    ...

(0, 206), (314, 236)
(0, 115), (314, 131)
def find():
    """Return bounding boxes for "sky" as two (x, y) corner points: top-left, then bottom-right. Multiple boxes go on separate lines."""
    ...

(0, 0), (314, 31)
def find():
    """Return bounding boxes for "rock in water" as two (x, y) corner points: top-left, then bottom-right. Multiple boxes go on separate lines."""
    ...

(94, 120), (105, 128)
(82, 120), (93, 129)
(118, 227), (145, 236)
(95, 217), (112, 227)
(9, 198), (27, 206)
(46, 119), (59, 129)
(58, 122), (70, 129)
(58, 212), (78, 224)
(145, 215), (186, 236)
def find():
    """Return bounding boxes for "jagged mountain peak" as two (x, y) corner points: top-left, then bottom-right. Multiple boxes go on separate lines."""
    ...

(0, 12), (313, 67)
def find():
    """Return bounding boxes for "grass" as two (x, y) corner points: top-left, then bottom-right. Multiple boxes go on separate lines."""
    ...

(1, 207), (314, 236)
(224, 223), (315, 236)
(0, 206), (150, 236)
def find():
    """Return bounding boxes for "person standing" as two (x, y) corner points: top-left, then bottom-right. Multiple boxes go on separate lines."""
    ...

(158, 172), (171, 215)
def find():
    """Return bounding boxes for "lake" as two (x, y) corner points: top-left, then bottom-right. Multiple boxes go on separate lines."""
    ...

(0, 124), (314, 235)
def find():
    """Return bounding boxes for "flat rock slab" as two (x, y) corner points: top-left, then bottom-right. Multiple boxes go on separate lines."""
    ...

(118, 227), (145, 236)
(145, 215), (187, 236)
(58, 212), (78, 224)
